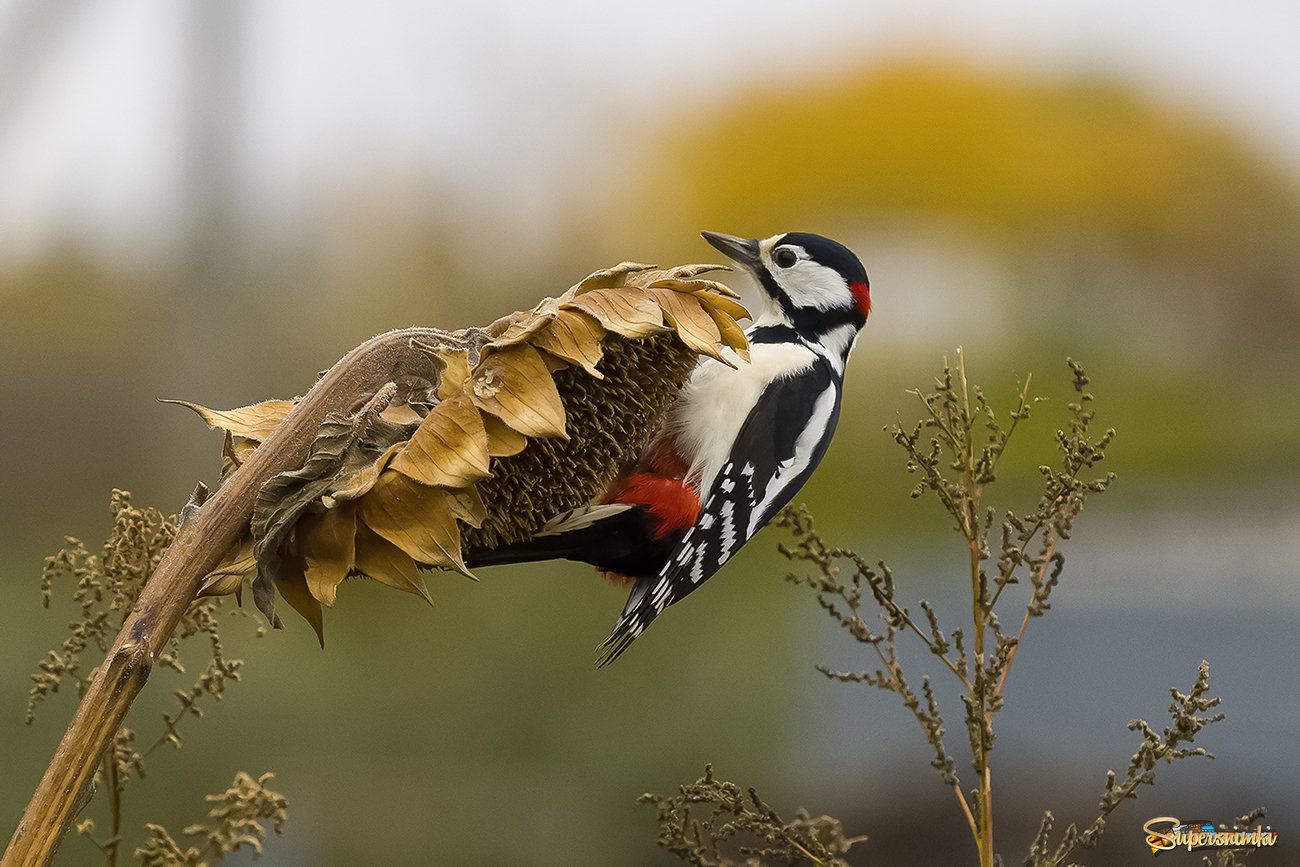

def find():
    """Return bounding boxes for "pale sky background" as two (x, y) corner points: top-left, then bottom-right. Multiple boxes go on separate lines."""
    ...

(1, 0), (1299, 262)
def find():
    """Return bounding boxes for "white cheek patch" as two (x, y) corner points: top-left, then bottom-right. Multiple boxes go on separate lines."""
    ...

(780, 260), (854, 312)
(758, 238), (854, 313)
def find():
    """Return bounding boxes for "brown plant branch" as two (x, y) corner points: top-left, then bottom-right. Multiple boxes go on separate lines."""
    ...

(3, 328), (447, 867)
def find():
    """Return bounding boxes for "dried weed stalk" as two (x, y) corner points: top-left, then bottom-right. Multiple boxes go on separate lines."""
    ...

(638, 765), (865, 866)
(649, 352), (1253, 866)
(26, 490), (282, 866)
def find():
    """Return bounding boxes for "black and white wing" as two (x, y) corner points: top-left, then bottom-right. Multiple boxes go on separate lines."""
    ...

(598, 354), (842, 664)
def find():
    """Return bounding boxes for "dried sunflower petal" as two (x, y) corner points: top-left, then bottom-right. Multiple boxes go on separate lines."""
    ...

(326, 443), (403, 505)
(358, 471), (472, 577)
(298, 502), (357, 606)
(353, 522), (434, 604)
(165, 399), (295, 442)
(468, 343), (567, 440)
(571, 262), (657, 294)
(486, 308), (555, 346)
(701, 303), (751, 361)
(647, 287), (728, 364)
(693, 290), (750, 323)
(275, 563), (325, 647)
(652, 262), (734, 283)
(563, 287), (668, 338)
(482, 412), (529, 458)
(389, 393), (491, 488)
(198, 536), (256, 600)
(529, 309), (607, 378)
(444, 485), (487, 529)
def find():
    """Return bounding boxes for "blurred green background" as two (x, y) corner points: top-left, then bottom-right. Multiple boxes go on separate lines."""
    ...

(2, 2), (1298, 864)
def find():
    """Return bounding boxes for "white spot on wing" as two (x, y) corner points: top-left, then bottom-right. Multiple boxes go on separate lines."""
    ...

(690, 550), (706, 584)
(652, 577), (672, 607)
(718, 499), (737, 563)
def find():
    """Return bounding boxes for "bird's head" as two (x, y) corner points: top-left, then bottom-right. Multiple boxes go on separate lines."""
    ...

(702, 231), (870, 341)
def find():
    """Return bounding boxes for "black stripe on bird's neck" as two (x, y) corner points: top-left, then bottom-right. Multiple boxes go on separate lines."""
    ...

(747, 310), (862, 364)
(784, 304), (865, 343)
(746, 324), (801, 345)
(752, 268), (865, 352)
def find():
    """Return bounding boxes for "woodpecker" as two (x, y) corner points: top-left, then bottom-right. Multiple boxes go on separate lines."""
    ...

(469, 231), (871, 663)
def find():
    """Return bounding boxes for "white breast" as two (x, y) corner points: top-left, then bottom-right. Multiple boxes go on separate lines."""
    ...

(664, 340), (818, 496)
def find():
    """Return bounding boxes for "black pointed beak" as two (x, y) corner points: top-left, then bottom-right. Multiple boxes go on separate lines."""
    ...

(701, 232), (761, 269)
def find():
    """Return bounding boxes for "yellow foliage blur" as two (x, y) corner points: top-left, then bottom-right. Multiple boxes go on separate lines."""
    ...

(623, 59), (1300, 343)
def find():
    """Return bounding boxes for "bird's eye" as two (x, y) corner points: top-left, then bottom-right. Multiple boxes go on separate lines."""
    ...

(774, 248), (798, 268)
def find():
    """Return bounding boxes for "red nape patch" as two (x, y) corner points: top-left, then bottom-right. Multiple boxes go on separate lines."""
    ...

(600, 474), (701, 538)
(850, 281), (871, 318)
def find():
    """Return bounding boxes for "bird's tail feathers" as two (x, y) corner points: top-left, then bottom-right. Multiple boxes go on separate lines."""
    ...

(536, 503), (632, 536)
(465, 504), (635, 568)
(595, 577), (659, 667)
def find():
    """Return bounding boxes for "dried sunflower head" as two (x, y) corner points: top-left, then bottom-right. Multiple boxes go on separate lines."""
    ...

(178, 261), (750, 644)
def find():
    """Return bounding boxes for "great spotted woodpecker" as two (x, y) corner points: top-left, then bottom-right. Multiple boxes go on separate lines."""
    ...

(469, 231), (871, 663)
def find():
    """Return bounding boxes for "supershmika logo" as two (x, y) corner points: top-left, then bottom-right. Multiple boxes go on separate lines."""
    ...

(1143, 817), (1278, 853)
